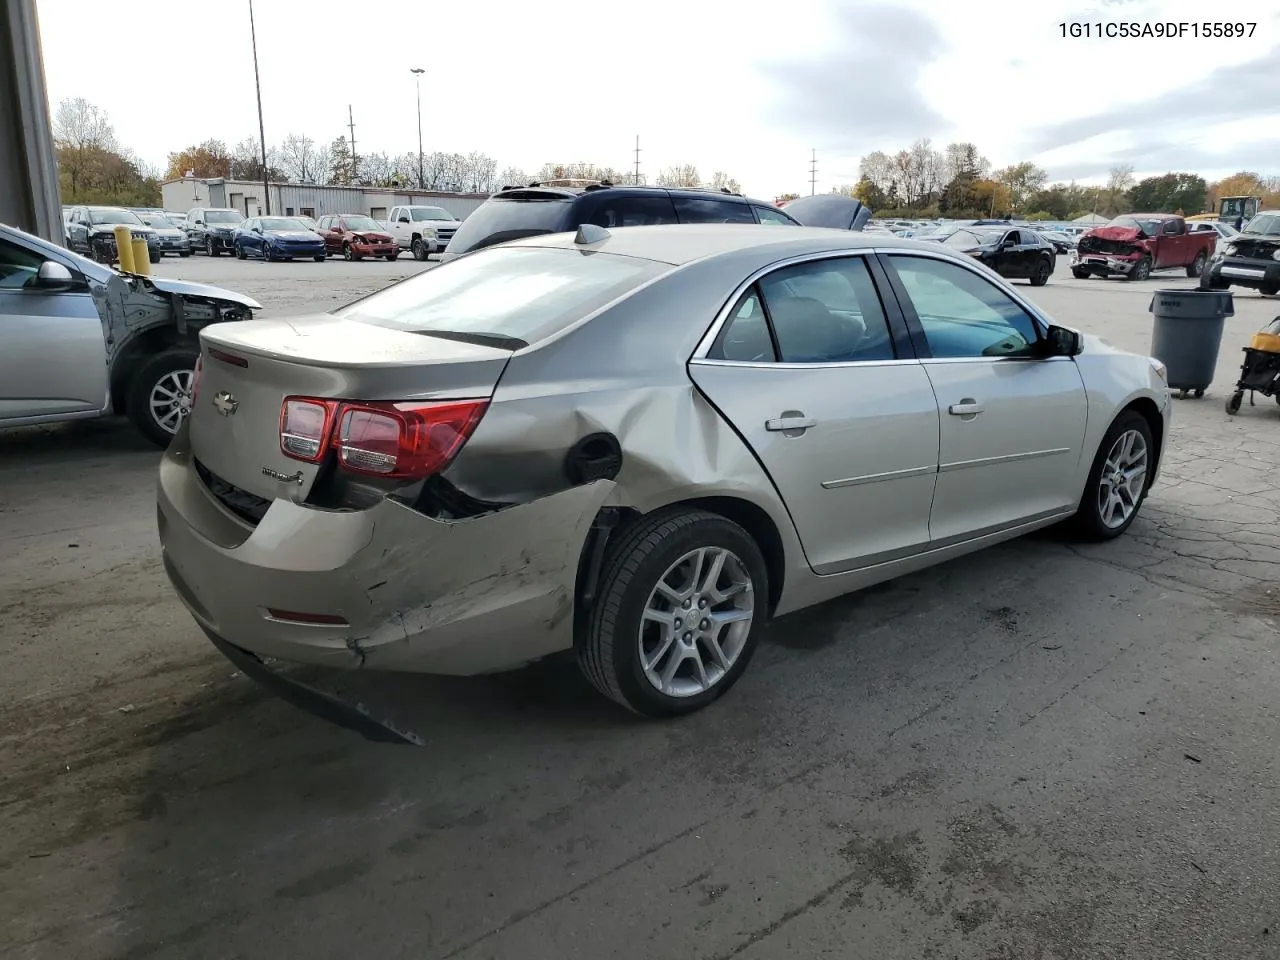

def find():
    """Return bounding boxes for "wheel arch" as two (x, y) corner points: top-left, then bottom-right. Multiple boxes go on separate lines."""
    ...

(109, 329), (200, 414)
(1118, 395), (1164, 481)
(575, 494), (787, 623)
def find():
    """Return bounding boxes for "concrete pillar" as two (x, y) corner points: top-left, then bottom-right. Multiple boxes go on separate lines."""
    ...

(0, 0), (61, 244)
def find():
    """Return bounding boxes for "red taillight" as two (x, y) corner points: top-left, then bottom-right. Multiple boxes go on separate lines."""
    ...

(191, 355), (203, 403)
(279, 396), (488, 480)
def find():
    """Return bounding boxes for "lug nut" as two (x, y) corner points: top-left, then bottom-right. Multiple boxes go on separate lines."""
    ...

(698, 597), (707, 608)
(700, 619), (709, 629)
(682, 632), (692, 642)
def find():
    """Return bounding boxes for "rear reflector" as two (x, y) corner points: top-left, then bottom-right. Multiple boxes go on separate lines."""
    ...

(192, 355), (203, 403)
(208, 347), (249, 368)
(266, 608), (349, 626)
(279, 396), (488, 480)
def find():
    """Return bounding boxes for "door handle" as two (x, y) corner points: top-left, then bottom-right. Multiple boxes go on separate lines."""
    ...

(948, 400), (984, 416)
(765, 416), (817, 432)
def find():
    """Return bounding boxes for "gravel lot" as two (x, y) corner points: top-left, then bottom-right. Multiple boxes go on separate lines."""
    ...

(3, 253), (1279, 960)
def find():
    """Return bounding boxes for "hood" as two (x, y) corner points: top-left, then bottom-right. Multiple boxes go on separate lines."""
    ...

(151, 227), (186, 238)
(149, 276), (263, 311)
(354, 231), (392, 240)
(206, 222), (241, 232)
(781, 194), (870, 230)
(1086, 225), (1144, 242)
(265, 230), (322, 240)
(90, 223), (156, 236)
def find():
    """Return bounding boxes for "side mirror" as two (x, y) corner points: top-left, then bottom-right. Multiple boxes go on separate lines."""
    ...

(1001, 238), (1017, 249)
(398, 215), (410, 223)
(252, 226), (262, 233)
(194, 219), (204, 225)
(1042, 324), (1082, 357)
(33, 260), (75, 290)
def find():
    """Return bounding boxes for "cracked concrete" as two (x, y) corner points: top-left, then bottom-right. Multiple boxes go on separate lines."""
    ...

(1, 262), (1278, 959)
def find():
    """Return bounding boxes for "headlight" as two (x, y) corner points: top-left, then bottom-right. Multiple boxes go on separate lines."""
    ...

(1272, 249), (1280, 262)
(1149, 357), (1168, 382)
(1224, 243), (1237, 256)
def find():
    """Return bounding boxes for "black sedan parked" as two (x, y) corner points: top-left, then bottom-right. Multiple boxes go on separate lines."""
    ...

(941, 226), (1055, 286)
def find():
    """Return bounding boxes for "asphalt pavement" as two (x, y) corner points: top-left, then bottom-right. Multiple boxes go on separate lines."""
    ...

(2, 254), (1278, 960)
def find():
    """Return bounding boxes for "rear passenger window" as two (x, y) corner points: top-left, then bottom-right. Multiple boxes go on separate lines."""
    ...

(579, 195), (677, 228)
(709, 257), (896, 364)
(672, 197), (756, 224)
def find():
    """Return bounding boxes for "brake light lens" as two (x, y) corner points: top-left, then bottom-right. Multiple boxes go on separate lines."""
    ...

(279, 397), (488, 480)
(280, 397), (336, 461)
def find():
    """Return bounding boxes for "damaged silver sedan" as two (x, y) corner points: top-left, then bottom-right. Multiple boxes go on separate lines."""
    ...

(158, 224), (1170, 721)
(0, 223), (259, 445)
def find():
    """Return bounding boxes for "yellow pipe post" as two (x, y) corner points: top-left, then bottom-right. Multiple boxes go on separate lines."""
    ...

(112, 225), (135, 272)
(131, 235), (151, 276)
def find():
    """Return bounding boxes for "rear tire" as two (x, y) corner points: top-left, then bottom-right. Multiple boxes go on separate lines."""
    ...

(314, 254), (325, 262)
(125, 349), (199, 448)
(578, 508), (768, 717)
(179, 250), (191, 258)
(1065, 410), (1154, 542)
(1261, 284), (1279, 297)
(1029, 255), (1051, 286)
(1186, 251), (1206, 278)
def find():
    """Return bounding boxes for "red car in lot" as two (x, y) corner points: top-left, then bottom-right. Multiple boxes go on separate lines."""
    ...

(315, 214), (399, 261)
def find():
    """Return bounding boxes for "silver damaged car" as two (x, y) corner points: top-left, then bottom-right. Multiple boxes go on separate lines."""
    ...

(157, 224), (1171, 719)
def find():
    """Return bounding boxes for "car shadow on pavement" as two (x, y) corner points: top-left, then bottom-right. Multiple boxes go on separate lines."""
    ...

(0, 418), (153, 464)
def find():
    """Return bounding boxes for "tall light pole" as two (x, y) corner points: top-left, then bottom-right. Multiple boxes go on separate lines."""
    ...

(248, 0), (270, 213)
(410, 67), (425, 189)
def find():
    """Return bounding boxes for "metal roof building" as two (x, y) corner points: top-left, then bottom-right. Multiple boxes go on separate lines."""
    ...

(160, 178), (490, 221)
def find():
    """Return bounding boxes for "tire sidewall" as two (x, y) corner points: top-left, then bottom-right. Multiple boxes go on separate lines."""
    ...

(1075, 411), (1154, 540)
(126, 349), (198, 448)
(597, 513), (768, 716)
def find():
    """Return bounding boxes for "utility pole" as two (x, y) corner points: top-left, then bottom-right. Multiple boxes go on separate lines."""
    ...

(347, 104), (358, 184)
(809, 148), (817, 196)
(248, 0), (270, 213)
(410, 68), (425, 189)
(634, 135), (641, 185)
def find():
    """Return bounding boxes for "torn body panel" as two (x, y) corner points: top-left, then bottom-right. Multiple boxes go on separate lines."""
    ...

(158, 429), (615, 675)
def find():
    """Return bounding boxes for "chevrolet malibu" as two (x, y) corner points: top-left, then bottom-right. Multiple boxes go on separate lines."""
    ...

(157, 225), (1170, 719)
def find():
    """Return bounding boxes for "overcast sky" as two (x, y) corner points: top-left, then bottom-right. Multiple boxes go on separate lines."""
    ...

(36, 0), (1280, 198)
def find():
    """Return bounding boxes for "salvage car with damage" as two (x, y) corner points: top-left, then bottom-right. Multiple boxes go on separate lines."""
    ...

(157, 224), (1170, 739)
(0, 222), (260, 446)
(1200, 210), (1280, 296)
(1071, 214), (1215, 281)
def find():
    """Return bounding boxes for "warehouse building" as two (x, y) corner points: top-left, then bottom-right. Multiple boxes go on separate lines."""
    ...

(160, 177), (491, 222)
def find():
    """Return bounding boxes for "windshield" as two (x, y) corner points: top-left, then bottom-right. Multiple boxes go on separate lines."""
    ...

(1220, 198), (1250, 217)
(410, 207), (454, 221)
(338, 246), (665, 346)
(1243, 214), (1280, 237)
(944, 228), (999, 248)
(89, 208), (144, 225)
(341, 215), (382, 232)
(139, 214), (177, 228)
(1109, 216), (1163, 235)
(205, 210), (243, 224)
(260, 217), (310, 231)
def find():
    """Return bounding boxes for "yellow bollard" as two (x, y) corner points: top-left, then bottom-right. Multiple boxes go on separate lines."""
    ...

(113, 225), (135, 272)
(131, 235), (152, 276)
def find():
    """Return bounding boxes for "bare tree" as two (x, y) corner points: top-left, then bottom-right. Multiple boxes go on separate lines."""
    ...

(858, 151), (894, 194)
(657, 164), (700, 187)
(53, 97), (116, 151)
(496, 166), (530, 188)
(710, 171), (742, 193)
(465, 151), (497, 193)
(279, 134), (325, 183)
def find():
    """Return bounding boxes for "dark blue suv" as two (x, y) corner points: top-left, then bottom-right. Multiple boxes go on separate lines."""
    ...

(441, 182), (803, 261)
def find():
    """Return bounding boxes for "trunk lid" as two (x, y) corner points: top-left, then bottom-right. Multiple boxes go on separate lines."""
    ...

(190, 315), (511, 503)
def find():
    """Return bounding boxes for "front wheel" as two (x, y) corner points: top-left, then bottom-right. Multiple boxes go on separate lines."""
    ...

(179, 250), (191, 258)
(578, 508), (767, 717)
(411, 237), (429, 261)
(1071, 267), (1088, 280)
(1127, 257), (1151, 282)
(1029, 256), (1051, 286)
(1186, 251), (1206, 278)
(1261, 284), (1279, 297)
(386, 252), (399, 261)
(234, 243), (247, 260)
(148, 249), (161, 264)
(1066, 411), (1154, 542)
(205, 237), (219, 257)
(343, 243), (359, 261)
(313, 254), (326, 262)
(125, 349), (198, 448)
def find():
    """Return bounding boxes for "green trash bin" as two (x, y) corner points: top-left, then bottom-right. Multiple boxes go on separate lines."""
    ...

(1148, 288), (1234, 398)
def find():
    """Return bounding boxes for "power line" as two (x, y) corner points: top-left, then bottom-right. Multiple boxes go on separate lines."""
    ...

(809, 148), (817, 195)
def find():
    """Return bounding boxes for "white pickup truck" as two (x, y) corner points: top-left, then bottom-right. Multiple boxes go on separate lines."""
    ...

(384, 205), (462, 261)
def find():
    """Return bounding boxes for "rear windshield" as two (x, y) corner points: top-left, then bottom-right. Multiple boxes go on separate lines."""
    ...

(445, 198), (573, 255)
(337, 246), (665, 346)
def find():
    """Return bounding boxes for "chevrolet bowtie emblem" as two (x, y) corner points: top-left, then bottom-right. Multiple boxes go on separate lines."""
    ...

(212, 391), (239, 417)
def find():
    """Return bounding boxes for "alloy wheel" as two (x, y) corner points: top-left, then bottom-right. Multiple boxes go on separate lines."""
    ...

(638, 546), (754, 698)
(148, 369), (194, 435)
(1097, 428), (1148, 529)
